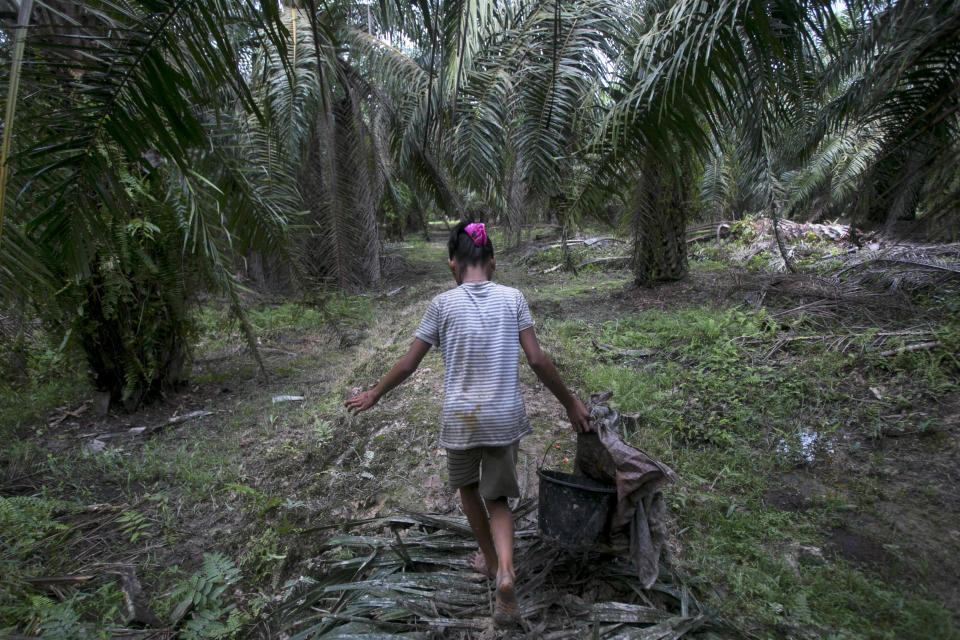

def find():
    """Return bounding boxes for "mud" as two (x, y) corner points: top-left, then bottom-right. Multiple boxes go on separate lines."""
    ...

(828, 528), (890, 570)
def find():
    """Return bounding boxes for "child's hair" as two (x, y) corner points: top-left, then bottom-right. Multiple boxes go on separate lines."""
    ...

(448, 220), (494, 271)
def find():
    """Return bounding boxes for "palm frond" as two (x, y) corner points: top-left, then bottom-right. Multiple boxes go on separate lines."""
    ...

(811, 0), (960, 233)
(4, 0), (291, 272)
(0, 0), (33, 250)
(270, 509), (724, 639)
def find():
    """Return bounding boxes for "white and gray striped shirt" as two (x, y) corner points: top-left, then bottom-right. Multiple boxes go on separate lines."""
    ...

(416, 281), (535, 450)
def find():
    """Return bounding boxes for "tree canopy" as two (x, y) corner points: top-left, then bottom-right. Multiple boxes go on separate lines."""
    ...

(1, 0), (958, 402)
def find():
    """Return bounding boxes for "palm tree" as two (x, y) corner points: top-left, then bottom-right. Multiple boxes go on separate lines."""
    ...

(691, 0), (960, 243)
(448, 0), (626, 246)
(317, 0), (625, 235)
(634, 0), (960, 279)
(0, 1), (295, 406)
(584, 0), (844, 281)
(808, 0), (960, 236)
(5, 0), (957, 409)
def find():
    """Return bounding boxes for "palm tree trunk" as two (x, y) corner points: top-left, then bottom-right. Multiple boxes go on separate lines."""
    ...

(771, 208), (796, 274)
(0, 0), (34, 250)
(632, 157), (688, 286)
(300, 94), (382, 290)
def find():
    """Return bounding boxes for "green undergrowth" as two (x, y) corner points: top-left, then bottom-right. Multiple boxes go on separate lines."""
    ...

(523, 244), (628, 272)
(0, 489), (250, 639)
(0, 322), (90, 429)
(525, 274), (631, 301)
(195, 295), (373, 355)
(3, 236), (958, 638)
(0, 263), (443, 635)
(0, 392), (311, 635)
(0, 372), (89, 431)
(542, 300), (959, 639)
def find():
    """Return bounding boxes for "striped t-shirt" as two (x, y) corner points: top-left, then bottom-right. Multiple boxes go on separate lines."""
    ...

(416, 281), (535, 450)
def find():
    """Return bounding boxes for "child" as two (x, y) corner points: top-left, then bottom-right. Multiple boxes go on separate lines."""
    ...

(345, 221), (591, 626)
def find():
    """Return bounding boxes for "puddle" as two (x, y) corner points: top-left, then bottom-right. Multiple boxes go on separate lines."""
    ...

(777, 429), (847, 464)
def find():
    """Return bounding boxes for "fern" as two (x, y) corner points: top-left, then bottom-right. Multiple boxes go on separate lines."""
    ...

(170, 552), (242, 633)
(117, 510), (152, 543)
(63, 158), (198, 409)
(0, 496), (72, 550)
(182, 606), (244, 640)
(36, 601), (83, 640)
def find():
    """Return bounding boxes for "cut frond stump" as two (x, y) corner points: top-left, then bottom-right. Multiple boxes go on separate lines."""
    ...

(271, 509), (734, 639)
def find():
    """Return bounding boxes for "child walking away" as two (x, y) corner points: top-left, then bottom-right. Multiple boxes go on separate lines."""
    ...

(345, 221), (591, 626)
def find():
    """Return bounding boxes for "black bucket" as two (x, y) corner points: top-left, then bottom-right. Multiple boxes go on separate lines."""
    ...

(537, 468), (617, 548)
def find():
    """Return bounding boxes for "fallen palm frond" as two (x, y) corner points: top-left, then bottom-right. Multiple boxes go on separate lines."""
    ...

(878, 341), (940, 357)
(740, 272), (901, 323)
(752, 219), (853, 244)
(520, 236), (628, 265)
(686, 221), (735, 245)
(539, 237), (628, 251)
(82, 410), (219, 454)
(826, 243), (960, 293)
(730, 326), (942, 360)
(579, 256), (632, 270)
(270, 509), (734, 639)
(592, 339), (657, 359)
(728, 242), (959, 325)
(541, 256), (632, 274)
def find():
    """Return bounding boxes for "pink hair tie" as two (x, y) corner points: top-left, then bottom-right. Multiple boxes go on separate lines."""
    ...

(464, 222), (487, 247)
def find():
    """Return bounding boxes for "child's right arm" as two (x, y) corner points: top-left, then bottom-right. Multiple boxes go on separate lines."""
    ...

(519, 327), (591, 432)
(344, 338), (432, 414)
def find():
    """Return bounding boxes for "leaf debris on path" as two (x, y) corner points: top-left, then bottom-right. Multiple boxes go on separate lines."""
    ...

(271, 507), (732, 639)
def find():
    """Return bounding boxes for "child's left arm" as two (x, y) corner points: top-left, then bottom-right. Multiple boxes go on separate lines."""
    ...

(344, 338), (432, 414)
(519, 327), (592, 432)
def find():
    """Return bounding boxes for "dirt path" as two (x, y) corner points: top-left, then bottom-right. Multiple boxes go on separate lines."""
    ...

(340, 236), (586, 516)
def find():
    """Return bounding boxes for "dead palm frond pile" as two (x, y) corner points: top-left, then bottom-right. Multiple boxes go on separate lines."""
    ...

(712, 219), (960, 294)
(828, 243), (960, 294)
(782, 241), (960, 321)
(692, 217), (958, 323)
(736, 271), (902, 325)
(712, 219), (860, 271)
(271, 505), (733, 640)
(751, 220), (853, 244)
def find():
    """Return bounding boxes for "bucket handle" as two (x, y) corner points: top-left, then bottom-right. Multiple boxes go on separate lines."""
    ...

(538, 430), (576, 470)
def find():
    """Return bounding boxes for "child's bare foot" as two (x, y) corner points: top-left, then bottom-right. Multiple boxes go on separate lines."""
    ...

(468, 550), (497, 580)
(493, 573), (520, 626)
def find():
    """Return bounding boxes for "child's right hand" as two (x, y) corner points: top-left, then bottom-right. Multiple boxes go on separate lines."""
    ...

(566, 398), (592, 433)
(345, 390), (379, 414)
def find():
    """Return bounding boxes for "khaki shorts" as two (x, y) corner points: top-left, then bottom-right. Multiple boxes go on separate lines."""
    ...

(447, 442), (520, 499)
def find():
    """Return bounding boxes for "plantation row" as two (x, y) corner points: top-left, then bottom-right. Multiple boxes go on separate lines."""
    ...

(1, 1), (958, 410)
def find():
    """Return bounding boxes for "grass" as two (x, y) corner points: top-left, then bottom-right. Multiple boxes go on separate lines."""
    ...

(194, 295), (374, 356)
(1, 232), (958, 638)
(550, 307), (856, 444)
(0, 371), (90, 431)
(539, 277), (960, 638)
